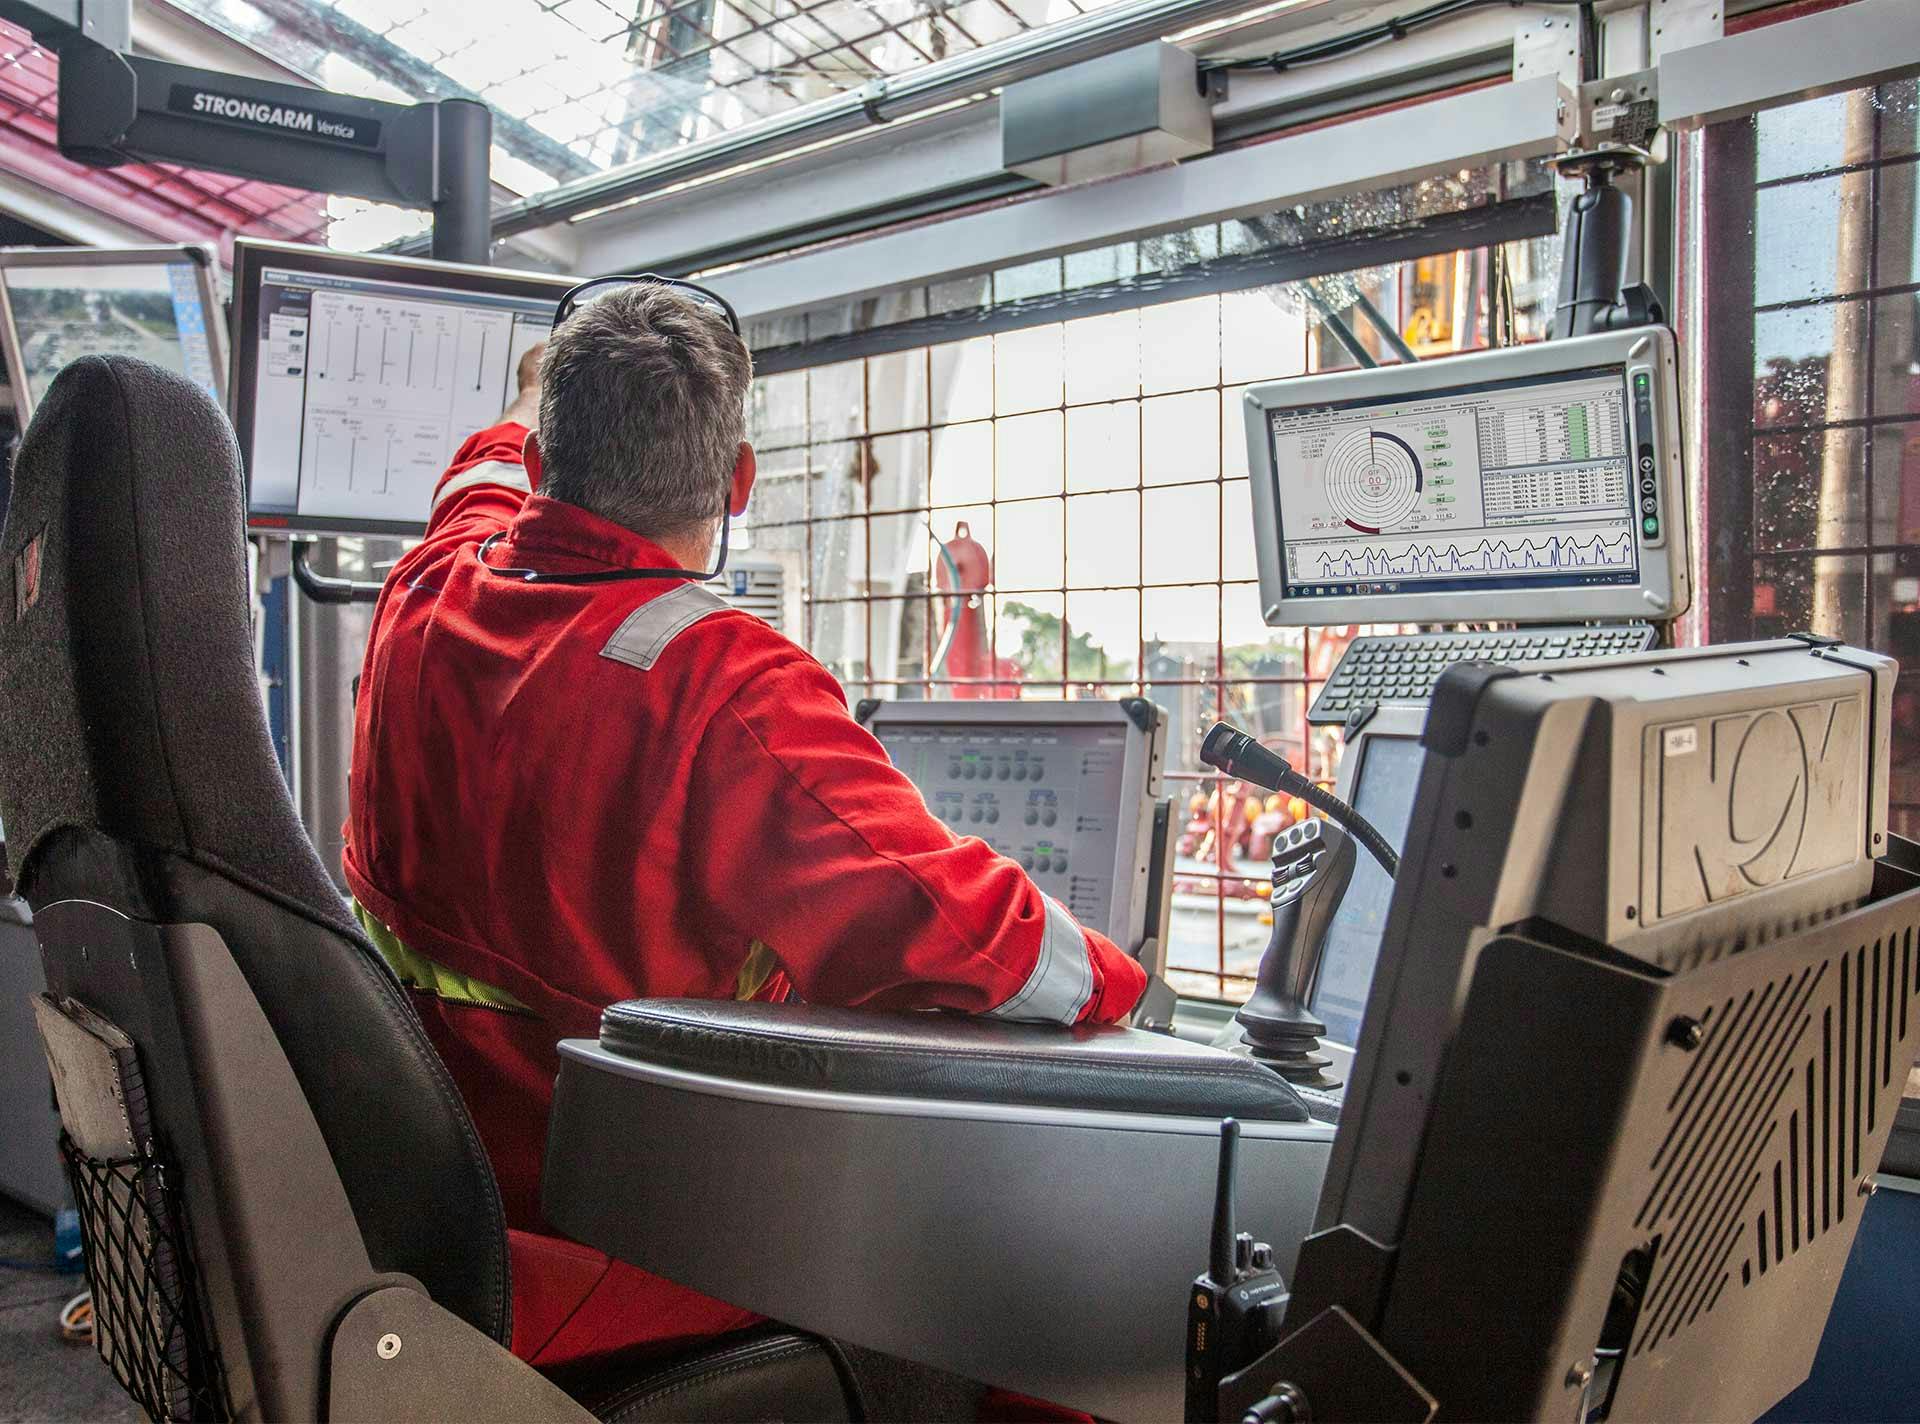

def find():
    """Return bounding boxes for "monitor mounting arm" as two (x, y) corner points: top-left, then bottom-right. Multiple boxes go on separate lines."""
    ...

(0, 0), (493, 265)
(1551, 145), (1663, 339)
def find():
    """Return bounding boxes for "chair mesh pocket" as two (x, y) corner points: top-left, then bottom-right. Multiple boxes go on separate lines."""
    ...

(59, 1136), (231, 1423)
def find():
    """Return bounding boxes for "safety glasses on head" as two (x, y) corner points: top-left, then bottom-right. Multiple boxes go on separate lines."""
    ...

(553, 273), (741, 334)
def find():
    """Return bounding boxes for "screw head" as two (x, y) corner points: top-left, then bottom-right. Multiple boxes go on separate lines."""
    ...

(376, 1333), (402, 1360)
(1566, 1360), (1594, 1390)
(1860, 1177), (1878, 1198)
(1667, 1016), (1705, 1051)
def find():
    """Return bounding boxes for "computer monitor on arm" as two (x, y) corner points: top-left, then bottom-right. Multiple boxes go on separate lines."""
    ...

(230, 240), (575, 538)
(1241, 326), (1692, 629)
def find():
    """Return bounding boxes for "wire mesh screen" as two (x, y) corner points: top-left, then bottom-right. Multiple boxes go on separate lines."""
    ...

(59, 1137), (232, 1424)
(738, 215), (1565, 999)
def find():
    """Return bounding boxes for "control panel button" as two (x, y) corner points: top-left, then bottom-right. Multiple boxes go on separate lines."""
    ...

(1642, 515), (1660, 537)
(1641, 496), (1656, 515)
(1042, 810), (1057, 827)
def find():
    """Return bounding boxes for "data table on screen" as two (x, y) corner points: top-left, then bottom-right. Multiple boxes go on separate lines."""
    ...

(1268, 367), (1640, 600)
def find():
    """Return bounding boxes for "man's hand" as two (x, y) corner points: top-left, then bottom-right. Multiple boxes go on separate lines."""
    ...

(502, 341), (546, 429)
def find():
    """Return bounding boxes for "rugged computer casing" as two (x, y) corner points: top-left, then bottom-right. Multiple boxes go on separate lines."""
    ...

(1320, 638), (1898, 1247)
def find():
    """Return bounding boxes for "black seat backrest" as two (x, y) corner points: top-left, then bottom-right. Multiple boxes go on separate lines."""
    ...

(0, 357), (509, 1343)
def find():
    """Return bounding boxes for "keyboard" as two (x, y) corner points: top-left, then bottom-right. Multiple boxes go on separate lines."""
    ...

(1308, 624), (1660, 725)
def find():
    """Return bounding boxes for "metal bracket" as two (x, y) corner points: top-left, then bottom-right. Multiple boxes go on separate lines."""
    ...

(1513, 8), (1583, 90)
(291, 544), (385, 606)
(1216, 1306), (1438, 1424)
(1648, 0), (1724, 64)
(1576, 68), (1660, 150)
(329, 1287), (593, 1423)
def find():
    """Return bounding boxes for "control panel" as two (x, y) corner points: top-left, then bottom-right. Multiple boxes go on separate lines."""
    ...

(877, 724), (1121, 928)
(1631, 365), (1662, 545)
(854, 698), (1166, 959)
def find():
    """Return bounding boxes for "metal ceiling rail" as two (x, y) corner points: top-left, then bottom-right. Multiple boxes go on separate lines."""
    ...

(403, 0), (1342, 249)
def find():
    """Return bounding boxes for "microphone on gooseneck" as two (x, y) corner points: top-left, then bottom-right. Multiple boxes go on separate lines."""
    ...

(1198, 721), (1401, 880)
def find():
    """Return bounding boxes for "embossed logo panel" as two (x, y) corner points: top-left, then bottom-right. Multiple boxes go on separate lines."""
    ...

(1651, 698), (1863, 922)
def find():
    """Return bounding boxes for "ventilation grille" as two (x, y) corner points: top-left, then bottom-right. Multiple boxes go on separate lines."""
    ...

(1630, 923), (1918, 1357)
(722, 563), (785, 636)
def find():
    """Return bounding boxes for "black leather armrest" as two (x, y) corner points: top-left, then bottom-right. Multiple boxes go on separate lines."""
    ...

(567, 1329), (859, 1423)
(599, 999), (1307, 1123)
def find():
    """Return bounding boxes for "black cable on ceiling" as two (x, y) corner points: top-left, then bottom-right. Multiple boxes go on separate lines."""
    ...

(1200, 0), (1595, 76)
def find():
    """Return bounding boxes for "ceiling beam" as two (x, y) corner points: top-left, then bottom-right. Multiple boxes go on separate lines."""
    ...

(703, 74), (1571, 322)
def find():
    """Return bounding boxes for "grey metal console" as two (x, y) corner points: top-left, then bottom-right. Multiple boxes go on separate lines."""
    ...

(542, 1001), (1336, 1421)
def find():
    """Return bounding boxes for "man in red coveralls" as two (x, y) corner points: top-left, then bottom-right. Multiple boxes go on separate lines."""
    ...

(344, 283), (1146, 1370)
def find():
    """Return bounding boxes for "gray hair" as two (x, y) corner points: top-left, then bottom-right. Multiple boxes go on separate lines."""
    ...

(535, 283), (753, 540)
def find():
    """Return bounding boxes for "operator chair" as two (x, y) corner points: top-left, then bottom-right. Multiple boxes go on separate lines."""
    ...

(0, 356), (862, 1422)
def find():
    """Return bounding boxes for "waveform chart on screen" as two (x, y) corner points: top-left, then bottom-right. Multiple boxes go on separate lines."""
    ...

(1308, 530), (1635, 581)
(1323, 427), (1424, 533)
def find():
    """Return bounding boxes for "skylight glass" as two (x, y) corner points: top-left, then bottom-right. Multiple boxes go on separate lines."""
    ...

(170, 0), (1119, 205)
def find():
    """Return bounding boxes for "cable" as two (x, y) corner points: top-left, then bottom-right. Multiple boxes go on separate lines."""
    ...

(1297, 778), (1401, 879)
(1200, 0), (1592, 76)
(60, 1290), (93, 1345)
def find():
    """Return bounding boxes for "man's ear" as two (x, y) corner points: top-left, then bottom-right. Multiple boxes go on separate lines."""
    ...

(729, 441), (757, 517)
(523, 429), (544, 492)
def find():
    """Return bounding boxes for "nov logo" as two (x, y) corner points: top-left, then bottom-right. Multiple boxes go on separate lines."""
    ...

(1653, 698), (1862, 920)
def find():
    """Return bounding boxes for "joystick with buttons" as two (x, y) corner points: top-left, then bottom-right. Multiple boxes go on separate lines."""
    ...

(1235, 819), (1356, 1090)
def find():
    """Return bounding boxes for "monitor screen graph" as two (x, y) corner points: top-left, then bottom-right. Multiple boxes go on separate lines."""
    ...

(1269, 367), (1637, 602)
(234, 244), (571, 535)
(0, 255), (221, 417)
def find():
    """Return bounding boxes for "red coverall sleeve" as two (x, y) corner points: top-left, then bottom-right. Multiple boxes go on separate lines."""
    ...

(421, 421), (536, 544)
(685, 656), (1147, 1025)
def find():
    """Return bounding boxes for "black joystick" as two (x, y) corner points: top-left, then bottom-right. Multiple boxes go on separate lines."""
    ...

(1237, 819), (1355, 1090)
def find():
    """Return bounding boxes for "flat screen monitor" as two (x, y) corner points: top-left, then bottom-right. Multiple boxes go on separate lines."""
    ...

(0, 245), (225, 424)
(1309, 708), (1425, 1049)
(231, 240), (575, 537)
(1242, 326), (1691, 627)
(854, 698), (1164, 961)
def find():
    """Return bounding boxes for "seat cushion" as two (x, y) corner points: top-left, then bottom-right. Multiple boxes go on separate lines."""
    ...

(574, 1329), (859, 1423)
(599, 999), (1307, 1122)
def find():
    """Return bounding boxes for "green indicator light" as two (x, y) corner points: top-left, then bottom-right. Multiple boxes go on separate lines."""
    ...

(1643, 516), (1660, 536)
